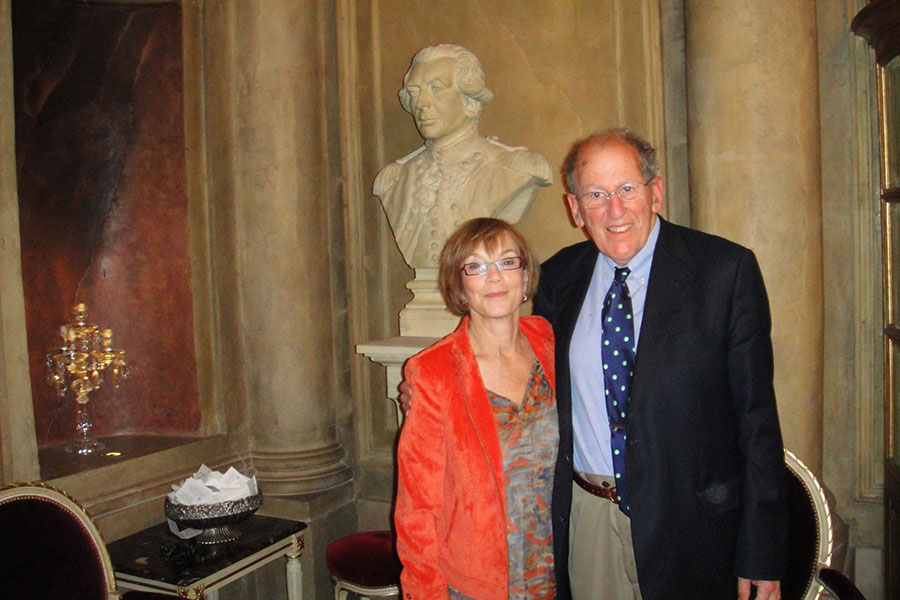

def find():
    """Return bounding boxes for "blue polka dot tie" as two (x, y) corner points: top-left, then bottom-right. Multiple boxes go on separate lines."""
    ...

(602, 266), (634, 515)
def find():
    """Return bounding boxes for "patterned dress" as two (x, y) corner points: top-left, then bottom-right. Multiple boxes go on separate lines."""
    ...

(449, 360), (559, 599)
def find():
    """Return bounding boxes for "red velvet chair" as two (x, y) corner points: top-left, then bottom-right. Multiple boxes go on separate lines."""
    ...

(0, 481), (121, 600)
(326, 529), (402, 599)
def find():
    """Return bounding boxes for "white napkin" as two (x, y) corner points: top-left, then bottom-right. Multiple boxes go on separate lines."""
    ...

(167, 465), (259, 539)
(168, 464), (258, 505)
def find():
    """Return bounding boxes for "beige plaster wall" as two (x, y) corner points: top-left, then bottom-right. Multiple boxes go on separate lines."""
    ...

(341, 0), (670, 514)
(0, 0), (888, 596)
(370, 0), (668, 263)
(344, 7), (883, 583)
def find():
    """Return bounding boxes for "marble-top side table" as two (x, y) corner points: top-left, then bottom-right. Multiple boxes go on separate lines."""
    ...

(107, 514), (306, 600)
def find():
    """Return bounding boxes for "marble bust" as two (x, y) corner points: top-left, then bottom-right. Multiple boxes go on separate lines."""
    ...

(374, 44), (553, 268)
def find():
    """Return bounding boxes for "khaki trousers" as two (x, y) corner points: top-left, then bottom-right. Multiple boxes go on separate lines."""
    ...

(569, 476), (642, 600)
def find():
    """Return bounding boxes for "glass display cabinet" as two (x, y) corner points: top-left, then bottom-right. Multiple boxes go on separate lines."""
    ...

(852, 1), (900, 597)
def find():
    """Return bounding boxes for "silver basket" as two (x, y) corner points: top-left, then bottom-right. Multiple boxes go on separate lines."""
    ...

(165, 491), (262, 544)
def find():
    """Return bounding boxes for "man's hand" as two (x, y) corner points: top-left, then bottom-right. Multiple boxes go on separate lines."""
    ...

(738, 577), (780, 600)
(398, 379), (413, 416)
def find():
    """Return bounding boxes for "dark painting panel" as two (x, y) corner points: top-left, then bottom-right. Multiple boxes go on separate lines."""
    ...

(12, 0), (201, 447)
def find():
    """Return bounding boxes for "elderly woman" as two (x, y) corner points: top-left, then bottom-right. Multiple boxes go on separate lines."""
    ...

(395, 218), (558, 600)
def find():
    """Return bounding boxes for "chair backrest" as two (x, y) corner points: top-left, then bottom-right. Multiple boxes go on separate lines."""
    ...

(0, 481), (119, 600)
(782, 449), (833, 600)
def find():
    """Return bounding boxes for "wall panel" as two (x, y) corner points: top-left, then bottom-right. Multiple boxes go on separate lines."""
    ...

(339, 0), (666, 505)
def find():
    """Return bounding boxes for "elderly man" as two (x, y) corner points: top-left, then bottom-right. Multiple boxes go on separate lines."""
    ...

(534, 128), (788, 600)
(374, 44), (552, 268)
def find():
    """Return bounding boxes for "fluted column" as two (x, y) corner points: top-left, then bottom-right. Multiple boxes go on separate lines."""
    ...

(231, 0), (350, 494)
(684, 0), (823, 468)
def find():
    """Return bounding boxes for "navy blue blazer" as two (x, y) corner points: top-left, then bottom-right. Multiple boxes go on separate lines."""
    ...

(534, 218), (788, 600)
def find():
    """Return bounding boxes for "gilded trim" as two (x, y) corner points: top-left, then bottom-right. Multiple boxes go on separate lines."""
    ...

(0, 481), (118, 595)
(784, 449), (834, 600)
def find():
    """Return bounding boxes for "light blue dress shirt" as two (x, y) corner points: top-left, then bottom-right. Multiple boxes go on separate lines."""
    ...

(569, 217), (661, 476)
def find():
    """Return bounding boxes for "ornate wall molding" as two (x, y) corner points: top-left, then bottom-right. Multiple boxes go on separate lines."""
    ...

(851, 0), (900, 65)
(850, 2), (887, 503)
(338, 0), (403, 470)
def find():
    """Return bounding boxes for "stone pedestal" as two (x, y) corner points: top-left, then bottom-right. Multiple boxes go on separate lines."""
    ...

(399, 268), (461, 338)
(356, 337), (435, 425)
(359, 270), (457, 423)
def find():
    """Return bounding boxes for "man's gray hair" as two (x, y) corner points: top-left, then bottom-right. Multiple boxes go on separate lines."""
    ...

(398, 44), (494, 121)
(562, 128), (660, 195)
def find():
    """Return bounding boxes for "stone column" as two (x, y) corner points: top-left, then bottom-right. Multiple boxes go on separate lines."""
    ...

(684, 0), (823, 468)
(231, 0), (350, 495)
(0, 0), (40, 482)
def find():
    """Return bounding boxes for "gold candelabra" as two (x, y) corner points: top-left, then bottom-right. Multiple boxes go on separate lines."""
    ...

(46, 303), (128, 455)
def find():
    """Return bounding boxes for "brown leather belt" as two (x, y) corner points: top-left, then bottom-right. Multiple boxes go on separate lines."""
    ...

(574, 472), (619, 504)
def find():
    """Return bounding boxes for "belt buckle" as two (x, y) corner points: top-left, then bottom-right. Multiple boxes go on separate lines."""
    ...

(608, 487), (620, 504)
(576, 472), (620, 505)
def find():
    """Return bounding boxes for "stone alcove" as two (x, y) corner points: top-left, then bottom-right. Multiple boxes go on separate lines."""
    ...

(12, 0), (208, 480)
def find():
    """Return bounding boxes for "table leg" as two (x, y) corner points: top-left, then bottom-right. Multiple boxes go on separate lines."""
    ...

(285, 533), (304, 600)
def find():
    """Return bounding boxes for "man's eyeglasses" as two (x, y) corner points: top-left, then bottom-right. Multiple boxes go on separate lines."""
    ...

(578, 179), (654, 209)
(461, 256), (524, 276)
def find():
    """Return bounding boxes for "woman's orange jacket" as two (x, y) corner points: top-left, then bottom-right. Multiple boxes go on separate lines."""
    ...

(395, 315), (556, 600)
